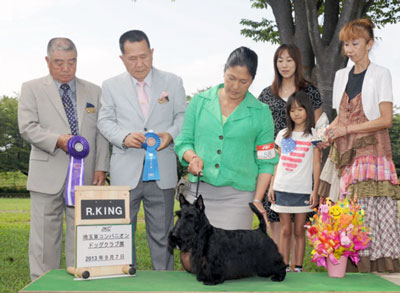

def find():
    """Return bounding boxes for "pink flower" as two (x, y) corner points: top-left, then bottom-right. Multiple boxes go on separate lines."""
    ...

(340, 231), (351, 247)
(320, 203), (329, 222)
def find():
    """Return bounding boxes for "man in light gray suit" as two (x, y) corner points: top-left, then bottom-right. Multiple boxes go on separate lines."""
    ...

(18, 38), (110, 280)
(98, 30), (186, 270)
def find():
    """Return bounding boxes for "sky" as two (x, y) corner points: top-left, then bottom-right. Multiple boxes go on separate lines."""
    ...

(1, 0), (400, 106)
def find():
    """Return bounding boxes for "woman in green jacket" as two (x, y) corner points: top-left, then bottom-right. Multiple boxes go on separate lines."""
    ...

(174, 46), (278, 230)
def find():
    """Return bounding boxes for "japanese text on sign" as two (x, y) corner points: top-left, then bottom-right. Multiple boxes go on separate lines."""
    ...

(76, 224), (132, 268)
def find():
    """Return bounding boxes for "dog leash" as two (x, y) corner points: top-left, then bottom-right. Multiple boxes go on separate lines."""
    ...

(195, 171), (202, 198)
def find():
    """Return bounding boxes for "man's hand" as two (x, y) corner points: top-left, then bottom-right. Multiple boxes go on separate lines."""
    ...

(157, 132), (172, 151)
(123, 132), (146, 148)
(92, 171), (106, 186)
(56, 134), (73, 152)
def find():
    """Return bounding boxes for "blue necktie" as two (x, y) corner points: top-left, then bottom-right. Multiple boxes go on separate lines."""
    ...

(60, 83), (78, 135)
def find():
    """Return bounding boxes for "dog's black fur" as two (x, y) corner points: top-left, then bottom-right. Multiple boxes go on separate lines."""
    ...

(168, 194), (286, 285)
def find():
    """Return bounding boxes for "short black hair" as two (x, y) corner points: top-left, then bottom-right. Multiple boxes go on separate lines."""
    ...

(224, 47), (258, 80)
(119, 30), (151, 54)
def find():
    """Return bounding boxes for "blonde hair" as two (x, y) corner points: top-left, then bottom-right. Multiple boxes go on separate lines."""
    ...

(339, 18), (374, 42)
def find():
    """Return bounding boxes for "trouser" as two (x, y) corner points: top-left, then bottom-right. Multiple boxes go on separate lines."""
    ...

(130, 181), (174, 270)
(29, 189), (74, 280)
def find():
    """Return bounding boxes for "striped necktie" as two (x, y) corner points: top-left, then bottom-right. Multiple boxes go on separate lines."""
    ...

(60, 83), (78, 135)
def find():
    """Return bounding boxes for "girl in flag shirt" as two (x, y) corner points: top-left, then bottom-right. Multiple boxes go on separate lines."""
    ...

(268, 91), (321, 272)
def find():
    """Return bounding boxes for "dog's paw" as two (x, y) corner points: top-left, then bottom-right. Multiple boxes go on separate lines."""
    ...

(198, 274), (224, 285)
(203, 279), (224, 285)
(271, 272), (286, 282)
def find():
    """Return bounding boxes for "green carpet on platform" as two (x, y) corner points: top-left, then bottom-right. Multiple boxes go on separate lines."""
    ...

(20, 269), (400, 292)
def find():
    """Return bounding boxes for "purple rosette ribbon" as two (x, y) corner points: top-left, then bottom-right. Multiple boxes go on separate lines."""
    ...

(65, 136), (90, 206)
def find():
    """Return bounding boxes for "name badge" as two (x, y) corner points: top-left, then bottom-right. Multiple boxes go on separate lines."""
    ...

(256, 143), (275, 160)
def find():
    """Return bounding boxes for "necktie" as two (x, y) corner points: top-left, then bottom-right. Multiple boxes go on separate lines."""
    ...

(137, 81), (149, 118)
(60, 83), (78, 135)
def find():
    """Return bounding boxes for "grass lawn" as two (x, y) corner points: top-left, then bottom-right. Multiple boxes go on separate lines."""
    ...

(0, 196), (326, 293)
(0, 197), (186, 293)
(0, 198), (31, 292)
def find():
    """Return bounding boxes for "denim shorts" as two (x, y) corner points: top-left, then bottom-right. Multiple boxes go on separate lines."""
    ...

(275, 191), (310, 207)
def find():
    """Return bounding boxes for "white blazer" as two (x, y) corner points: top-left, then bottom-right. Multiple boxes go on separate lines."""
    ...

(332, 62), (393, 121)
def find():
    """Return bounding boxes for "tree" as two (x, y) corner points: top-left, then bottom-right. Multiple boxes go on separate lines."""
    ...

(241, 0), (400, 118)
(389, 109), (400, 177)
(0, 96), (30, 175)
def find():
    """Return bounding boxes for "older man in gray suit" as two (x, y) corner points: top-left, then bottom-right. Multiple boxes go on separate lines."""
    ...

(98, 30), (186, 270)
(18, 38), (110, 280)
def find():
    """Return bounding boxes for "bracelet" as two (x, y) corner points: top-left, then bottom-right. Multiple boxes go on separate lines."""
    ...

(252, 199), (261, 203)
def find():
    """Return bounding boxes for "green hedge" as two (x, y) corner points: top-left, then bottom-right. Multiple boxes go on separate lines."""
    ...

(0, 187), (29, 198)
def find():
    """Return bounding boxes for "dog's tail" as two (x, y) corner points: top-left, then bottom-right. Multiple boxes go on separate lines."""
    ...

(248, 202), (267, 233)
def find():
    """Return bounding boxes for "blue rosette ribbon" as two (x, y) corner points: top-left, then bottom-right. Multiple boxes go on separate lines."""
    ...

(142, 132), (161, 181)
(65, 136), (90, 206)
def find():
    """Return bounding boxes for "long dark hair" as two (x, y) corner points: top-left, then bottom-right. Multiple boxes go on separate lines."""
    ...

(271, 44), (307, 97)
(283, 91), (315, 139)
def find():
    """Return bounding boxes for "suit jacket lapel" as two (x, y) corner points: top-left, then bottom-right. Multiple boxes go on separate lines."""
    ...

(76, 78), (87, 131)
(145, 68), (162, 124)
(121, 72), (145, 121)
(43, 75), (70, 128)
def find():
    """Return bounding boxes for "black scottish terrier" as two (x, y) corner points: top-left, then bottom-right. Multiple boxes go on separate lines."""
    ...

(168, 194), (286, 285)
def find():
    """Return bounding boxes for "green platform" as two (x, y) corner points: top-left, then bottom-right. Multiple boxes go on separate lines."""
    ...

(20, 270), (400, 292)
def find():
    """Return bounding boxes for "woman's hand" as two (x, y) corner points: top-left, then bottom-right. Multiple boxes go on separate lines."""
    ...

(267, 189), (275, 204)
(253, 200), (268, 225)
(326, 125), (348, 141)
(188, 156), (204, 176)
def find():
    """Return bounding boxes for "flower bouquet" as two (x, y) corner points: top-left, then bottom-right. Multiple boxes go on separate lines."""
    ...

(311, 112), (329, 146)
(305, 196), (371, 271)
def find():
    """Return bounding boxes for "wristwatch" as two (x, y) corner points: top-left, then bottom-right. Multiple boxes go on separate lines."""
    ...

(122, 133), (130, 149)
